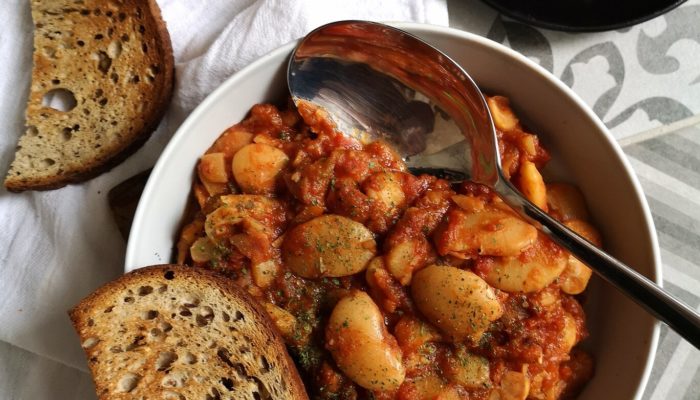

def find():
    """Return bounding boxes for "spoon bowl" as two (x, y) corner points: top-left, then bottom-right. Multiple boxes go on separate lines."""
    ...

(288, 20), (700, 348)
(287, 21), (494, 182)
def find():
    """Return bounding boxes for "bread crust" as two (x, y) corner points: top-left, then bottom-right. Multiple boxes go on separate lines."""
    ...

(70, 265), (308, 400)
(5, 0), (174, 192)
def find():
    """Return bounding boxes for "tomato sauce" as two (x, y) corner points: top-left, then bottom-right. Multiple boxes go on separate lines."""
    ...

(177, 98), (595, 399)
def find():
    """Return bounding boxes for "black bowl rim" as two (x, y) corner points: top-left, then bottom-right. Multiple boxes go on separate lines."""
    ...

(480, 0), (687, 32)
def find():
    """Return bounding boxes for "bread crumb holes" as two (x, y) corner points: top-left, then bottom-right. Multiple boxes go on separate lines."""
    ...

(221, 377), (234, 391)
(41, 88), (77, 112)
(138, 285), (153, 296)
(155, 351), (178, 371)
(116, 372), (140, 393)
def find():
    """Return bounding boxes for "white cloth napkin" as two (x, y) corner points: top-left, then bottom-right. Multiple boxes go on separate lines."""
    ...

(0, 0), (448, 372)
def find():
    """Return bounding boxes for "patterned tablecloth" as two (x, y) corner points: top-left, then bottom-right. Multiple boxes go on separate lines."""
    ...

(448, 1), (700, 398)
(1, 1), (698, 399)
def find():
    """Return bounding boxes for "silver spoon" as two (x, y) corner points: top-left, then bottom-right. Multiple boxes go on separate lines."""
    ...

(287, 20), (700, 348)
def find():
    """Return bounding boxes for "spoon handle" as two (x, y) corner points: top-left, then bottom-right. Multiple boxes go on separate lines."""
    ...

(496, 180), (700, 349)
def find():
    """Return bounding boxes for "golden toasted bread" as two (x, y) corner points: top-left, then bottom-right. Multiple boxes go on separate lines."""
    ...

(5, 0), (174, 191)
(69, 265), (308, 400)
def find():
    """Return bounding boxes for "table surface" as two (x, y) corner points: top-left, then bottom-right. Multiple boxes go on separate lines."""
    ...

(2, 1), (699, 399)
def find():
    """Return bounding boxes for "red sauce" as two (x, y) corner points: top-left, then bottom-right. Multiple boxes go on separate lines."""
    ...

(178, 98), (594, 399)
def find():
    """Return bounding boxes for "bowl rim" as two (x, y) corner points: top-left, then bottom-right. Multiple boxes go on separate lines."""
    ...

(125, 21), (661, 399)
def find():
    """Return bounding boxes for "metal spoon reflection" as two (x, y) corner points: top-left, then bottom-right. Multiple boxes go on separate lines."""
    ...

(288, 20), (700, 348)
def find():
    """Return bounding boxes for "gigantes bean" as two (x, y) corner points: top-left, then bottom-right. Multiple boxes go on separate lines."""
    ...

(282, 215), (376, 278)
(412, 265), (503, 342)
(435, 208), (537, 258)
(326, 292), (405, 391)
(232, 143), (288, 194)
(559, 219), (602, 295)
(482, 234), (567, 293)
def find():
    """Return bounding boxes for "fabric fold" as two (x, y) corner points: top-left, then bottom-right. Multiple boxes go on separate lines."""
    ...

(0, 0), (448, 372)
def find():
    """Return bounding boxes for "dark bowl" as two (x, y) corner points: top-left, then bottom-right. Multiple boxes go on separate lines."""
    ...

(480, 0), (687, 32)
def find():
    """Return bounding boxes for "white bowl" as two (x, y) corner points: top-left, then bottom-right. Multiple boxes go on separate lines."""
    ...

(125, 23), (660, 399)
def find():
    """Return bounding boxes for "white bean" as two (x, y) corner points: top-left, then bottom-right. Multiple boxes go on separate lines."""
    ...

(189, 237), (219, 263)
(363, 171), (406, 212)
(496, 370), (530, 400)
(451, 194), (485, 213)
(546, 183), (590, 222)
(204, 195), (284, 243)
(231, 143), (288, 194)
(365, 257), (403, 313)
(282, 215), (376, 278)
(200, 179), (227, 197)
(198, 152), (228, 183)
(559, 257), (592, 295)
(436, 209), (537, 257)
(408, 374), (458, 399)
(444, 348), (491, 389)
(263, 302), (297, 341)
(251, 259), (279, 289)
(487, 96), (519, 132)
(559, 219), (602, 295)
(384, 237), (428, 285)
(483, 234), (567, 293)
(326, 292), (405, 391)
(518, 160), (547, 211)
(211, 126), (253, 157)
(561, 312), (578, 352)
(411, 265), (503, 342)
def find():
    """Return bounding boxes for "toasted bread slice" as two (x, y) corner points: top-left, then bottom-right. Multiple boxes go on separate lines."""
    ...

(69, 265), (308, 400)
(4, 0), (174, 191)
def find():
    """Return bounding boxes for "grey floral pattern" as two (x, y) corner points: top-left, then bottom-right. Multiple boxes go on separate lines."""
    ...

(488, 21), (554, 72)
(637, 5), (700, 74)
(607, 97), (693, 128)
(560, 42), (624, 118)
